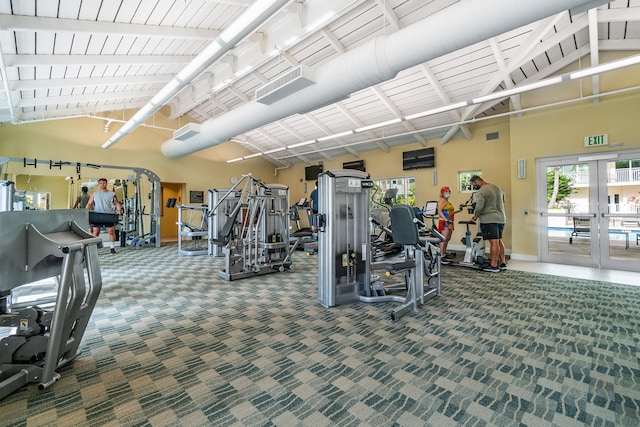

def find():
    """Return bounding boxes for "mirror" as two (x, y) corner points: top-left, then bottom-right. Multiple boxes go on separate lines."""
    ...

(0, 157), (161, 247)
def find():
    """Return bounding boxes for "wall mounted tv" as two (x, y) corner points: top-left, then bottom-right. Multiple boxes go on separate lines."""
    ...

(342, 160), (365, 172)
(305, 164), (323, 181)
(402, 147), (435, 170)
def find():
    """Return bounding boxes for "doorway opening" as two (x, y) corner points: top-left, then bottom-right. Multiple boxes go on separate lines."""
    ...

(537, 150), (640, 272)
(161, 182), (183, 242)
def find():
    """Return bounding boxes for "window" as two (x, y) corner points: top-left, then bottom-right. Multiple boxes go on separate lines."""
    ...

(459, 171), (481, 193)
(370, 177), (415, 208)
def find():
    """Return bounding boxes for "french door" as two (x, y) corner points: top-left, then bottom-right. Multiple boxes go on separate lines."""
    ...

(538, 150), (640, 272)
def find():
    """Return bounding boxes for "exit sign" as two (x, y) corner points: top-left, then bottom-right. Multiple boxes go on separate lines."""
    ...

(584, 134), (608, 147)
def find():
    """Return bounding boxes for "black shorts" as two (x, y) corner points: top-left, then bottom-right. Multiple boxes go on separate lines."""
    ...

(480, 223), (504, 240)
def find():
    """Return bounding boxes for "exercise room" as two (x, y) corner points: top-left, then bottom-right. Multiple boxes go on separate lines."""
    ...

(1, 0), (640, 425)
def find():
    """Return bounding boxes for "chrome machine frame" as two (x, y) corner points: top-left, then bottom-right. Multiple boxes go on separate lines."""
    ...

(207, 188), (242, 257)
(317, 169), (443, 322)
(317, 169), (373, 306)
(0, 209), (103, 399)
(210, 174), (293, 281)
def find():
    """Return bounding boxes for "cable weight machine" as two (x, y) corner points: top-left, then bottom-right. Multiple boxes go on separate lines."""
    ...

(316, 169), (444, 322)
(209, 174), (294, 281)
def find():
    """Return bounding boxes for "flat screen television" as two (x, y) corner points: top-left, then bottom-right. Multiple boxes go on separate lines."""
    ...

(402, 147), (435, 170)
(342, 160), (365, 172)
(305, 164), (323, 181)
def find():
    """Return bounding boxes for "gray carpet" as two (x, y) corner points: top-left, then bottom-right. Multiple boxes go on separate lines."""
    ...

(1, 243), (639, 426)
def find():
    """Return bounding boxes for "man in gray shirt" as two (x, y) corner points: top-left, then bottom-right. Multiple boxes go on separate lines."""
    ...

(469, 175), (506, 272)
(87, 178), (122, 254)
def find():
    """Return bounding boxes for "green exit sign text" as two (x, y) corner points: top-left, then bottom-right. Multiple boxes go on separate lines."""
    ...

(584, 134), (608, 147)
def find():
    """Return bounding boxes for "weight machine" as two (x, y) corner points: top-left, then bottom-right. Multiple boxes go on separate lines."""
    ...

(207, 188), (242, 257)
(0, 209), (103, 400)
(369, 204), (445, 322)
(118, 170), (161, 248)
(316, 169), (444, 322)
(177, 204), (208, 256)
(210, 174), (293, 281)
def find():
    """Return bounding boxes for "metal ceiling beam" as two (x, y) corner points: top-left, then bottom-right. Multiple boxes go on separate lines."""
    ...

(201, 0), (304, 15)
(0, 14), (220, 39)
(371, 86), (426, 147)
(11, 103), (146, 123)
(417, 62), (472, 145)
(277, 121), (306, 141)
(461, 12), (569, 121)
(488, 37), (523, 112)
(7, 90), (158, 109)
(321, 28), (345, 54)
(335, 102), (390, 153)
(3, 75), (171, 92)
(304, 115), (360, 157)
(273, 82), (640, 161)
(255, 128), (310, 163)
(461, 8), (637, 121)
(4, 54), (191, 67)
(525, 14), (589, 62)
(162, 0), (610, 159)
(598, 6), (640, 21)
(588, 8), (600, 102)
(0, 42), (16, 123)
(229, 86), (250, 102)
(374, 0), (401, 32)
(599, 39), (640, 51)
(210, 98), (231, 112)
(101, 0), (292, 148)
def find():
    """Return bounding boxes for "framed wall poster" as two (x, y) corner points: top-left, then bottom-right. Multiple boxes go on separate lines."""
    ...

(190, 190), (204, 204)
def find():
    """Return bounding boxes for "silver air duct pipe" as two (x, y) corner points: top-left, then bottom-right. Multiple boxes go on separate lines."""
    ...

(161, 0), (608, 159)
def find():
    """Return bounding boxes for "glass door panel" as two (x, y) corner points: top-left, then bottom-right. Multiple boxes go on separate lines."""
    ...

(538, 151), (640, 272)
(539, 160), (595, 267)
(600, 156), (640, 270)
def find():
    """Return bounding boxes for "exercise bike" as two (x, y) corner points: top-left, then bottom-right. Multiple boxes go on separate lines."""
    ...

(453, 193), (486, 269)
(369, 187), (403, 261)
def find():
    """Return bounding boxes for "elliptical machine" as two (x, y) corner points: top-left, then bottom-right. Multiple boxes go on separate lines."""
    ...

(454, 193), (486, 269)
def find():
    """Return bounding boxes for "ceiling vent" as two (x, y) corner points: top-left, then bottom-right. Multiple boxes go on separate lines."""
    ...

(174, 123), (201, 141)
(486, 132), (499, 141)
(256, 65), (316, 105)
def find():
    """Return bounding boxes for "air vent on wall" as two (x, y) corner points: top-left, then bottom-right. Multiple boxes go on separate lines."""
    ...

(256, 65), (316, 105)
(486, 132), (499, 141)
(174, 123), (201, 141)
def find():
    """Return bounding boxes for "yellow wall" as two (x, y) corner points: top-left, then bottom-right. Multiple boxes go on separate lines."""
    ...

(0, 114), (277, 207)
(277, 116), (512, 247)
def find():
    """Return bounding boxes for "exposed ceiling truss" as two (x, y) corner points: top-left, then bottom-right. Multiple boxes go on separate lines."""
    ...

(1, 0), (639, 166)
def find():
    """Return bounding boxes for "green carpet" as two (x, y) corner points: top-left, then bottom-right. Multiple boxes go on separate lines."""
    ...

(1, 243), (639, 426)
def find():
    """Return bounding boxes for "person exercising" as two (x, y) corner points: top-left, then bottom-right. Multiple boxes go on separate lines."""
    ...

(437, 186), (461, 264)
(309, 180), (319, 232)
(87, 178), (122, 254)
(469, 175), (506, 272)
(73, 186), (90, 209)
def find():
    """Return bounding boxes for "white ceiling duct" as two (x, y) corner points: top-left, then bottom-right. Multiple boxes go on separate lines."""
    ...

(161, 0), (609, 159)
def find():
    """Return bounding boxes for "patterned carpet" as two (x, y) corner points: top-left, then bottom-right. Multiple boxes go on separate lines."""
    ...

(1, 243), (639, 426)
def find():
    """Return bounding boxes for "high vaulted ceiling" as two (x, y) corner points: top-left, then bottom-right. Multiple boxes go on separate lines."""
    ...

(1, 0), (639, 166)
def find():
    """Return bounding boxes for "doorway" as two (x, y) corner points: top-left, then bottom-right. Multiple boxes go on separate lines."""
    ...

(161, 182), (182, 242)
(537, 150), (640, 272)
